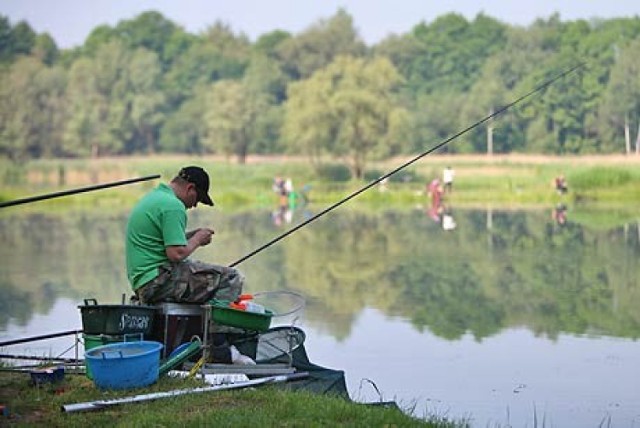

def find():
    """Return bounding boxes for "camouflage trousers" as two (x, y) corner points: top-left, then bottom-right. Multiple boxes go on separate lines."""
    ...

(135, 260), (244, 306)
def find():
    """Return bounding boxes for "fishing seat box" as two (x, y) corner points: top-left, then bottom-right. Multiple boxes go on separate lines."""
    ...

(151, 303), (205, 359)
(78, 299), (155, 336)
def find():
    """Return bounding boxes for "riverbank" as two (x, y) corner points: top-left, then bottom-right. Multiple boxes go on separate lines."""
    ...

(1, 154), (639, 218)
(0, 370), (459, 427)
(0, 155), (640, 206)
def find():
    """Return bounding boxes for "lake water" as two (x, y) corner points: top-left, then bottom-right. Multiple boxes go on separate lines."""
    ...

(1, 204), (639, 427)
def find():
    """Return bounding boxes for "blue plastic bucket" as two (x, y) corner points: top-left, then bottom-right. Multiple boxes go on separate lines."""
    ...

(85, 341), (163, 390)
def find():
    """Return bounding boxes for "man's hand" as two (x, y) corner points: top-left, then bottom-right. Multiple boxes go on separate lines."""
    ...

(193, 228), (214, 246)
(167, 228), (216, 261)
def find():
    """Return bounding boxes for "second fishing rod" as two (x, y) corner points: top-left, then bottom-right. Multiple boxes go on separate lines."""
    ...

(229, 62), (586, 268)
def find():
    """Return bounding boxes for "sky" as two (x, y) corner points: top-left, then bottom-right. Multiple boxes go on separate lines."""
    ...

(2, 0), (639, 49)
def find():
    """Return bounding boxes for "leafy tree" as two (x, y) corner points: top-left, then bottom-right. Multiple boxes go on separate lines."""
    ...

(244, 53), (288, 101)
(64, 41), (164, 157)
(8, 20), (36, 56)
(203, 79), (269, 162)
(0, 17), (36, 63)
(283, 55), (408, 178)
(112, 11), (179, 68)
(63, 57), (101, 157)
(599, 38), (640, 154)
(82, 24), (117, 55)
(0, 16), (14, 63)
(459, 57), (509, 154)
(0, 57), (66, 161)
(242, 54), (288, 151)
(163, 22), (250, 106)
(123, 48), (166, 154)
(254, 30), (291, 58)
(32, 33), (58, 65)
(162, 28), (197, 70)
(393, 13), (507, 95)
(406, 92), (466, 154)
(275, 9), (366, 80)
(159, 88), (207, 154)
(377, 13), (508, 155)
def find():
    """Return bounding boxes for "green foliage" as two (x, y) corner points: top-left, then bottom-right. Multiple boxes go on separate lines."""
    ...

(203, 79), (270, 162)
(2, 11), (640, 162)
(569, 167), (634, 190)
(283, 55), (408, 178)
(316, 163), (352, 182)
(400, 13), (508, 94)
(64, 40), (166, 157)
(3, 19), (36, 60)
(0, 57), (67, 161)
(275, 9), (366, 80)
(159, 92), (207, 153)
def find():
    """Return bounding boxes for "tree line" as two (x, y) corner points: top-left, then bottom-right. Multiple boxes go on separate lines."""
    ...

(1, 10), (640, 177)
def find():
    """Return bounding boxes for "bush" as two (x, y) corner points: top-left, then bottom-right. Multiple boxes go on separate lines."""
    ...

(569, 167), (634, 190)
(316, 163), (352, 182)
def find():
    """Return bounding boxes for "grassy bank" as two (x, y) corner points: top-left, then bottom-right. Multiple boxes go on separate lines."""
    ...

(1, 154), (639, 214)
(0, 370), (458, 427)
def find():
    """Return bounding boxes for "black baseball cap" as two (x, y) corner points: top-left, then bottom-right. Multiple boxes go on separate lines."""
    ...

(178, 166), (214, 206)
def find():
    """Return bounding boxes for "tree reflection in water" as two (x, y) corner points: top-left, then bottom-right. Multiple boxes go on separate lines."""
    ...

(1, 208), (639, 339)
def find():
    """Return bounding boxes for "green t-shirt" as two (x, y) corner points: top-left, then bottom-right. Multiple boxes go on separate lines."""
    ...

(125, 183), (188, 290)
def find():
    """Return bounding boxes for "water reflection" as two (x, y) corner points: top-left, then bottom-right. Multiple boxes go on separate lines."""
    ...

(552, 203), (568, 226)
(2, 206), (640, 425)
(1, 207), (639, 341)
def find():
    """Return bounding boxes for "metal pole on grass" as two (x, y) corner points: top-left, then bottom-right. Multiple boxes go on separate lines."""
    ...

(61, 372), (309, 413)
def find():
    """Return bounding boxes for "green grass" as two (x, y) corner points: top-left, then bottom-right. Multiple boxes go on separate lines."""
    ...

(1, 155), (639, 214)
(0, 371), (461, 427)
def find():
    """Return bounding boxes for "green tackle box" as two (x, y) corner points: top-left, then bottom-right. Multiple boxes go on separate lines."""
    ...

(210, 300), (273, 332)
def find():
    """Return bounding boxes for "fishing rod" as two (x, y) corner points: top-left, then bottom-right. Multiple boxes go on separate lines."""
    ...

(0, 329), (83, 347)
(229, 62), (586, 267)
(0, 174), (161, 209)
(0, 354), (83, 363)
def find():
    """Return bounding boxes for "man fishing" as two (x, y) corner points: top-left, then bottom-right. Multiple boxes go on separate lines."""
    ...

(125, 166), (254, 364)
(125, 166), (244, 306)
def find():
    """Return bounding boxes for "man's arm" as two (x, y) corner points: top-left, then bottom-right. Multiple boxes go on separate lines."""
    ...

(166, 228), (214, 262)
(185, 229), (199, 240)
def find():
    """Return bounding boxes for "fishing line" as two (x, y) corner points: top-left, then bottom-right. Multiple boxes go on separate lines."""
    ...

(229, 62), (586, 267)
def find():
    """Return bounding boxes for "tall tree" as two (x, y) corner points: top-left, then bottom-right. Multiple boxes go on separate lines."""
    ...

(163, 22), (250, 106)
(113, 12), (176, 59)
(159, 89), (207, 154)
(389, 13), (507, 95)
(242, 54), (288, 152)
(65, 41), (164, 157)
(203, 78), (269, 163)
(283, 55), (409, 178)
(32, 33), (58, 65)
(0, 57), (66, 161)
(600, 38), (640, 154)
(276, 9), (366, 80)
(0, 17), (36, 63)
(123, 48), (166, 154)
